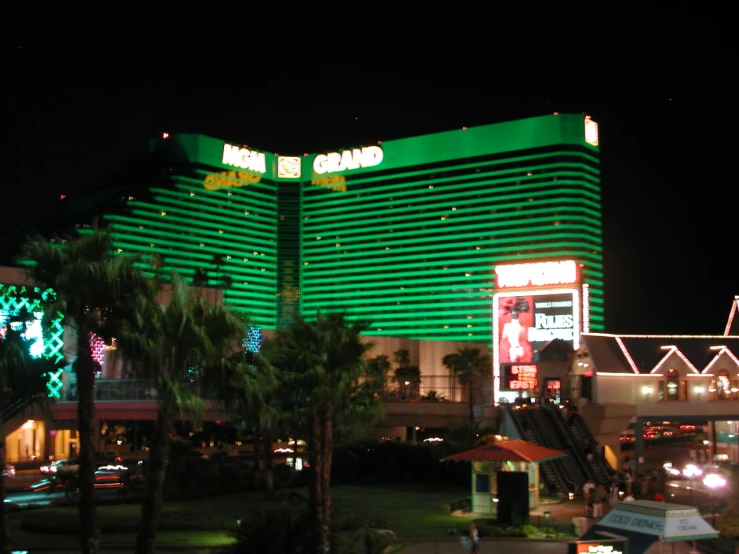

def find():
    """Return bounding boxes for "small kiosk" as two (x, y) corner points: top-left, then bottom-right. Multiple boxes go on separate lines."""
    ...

(578, 500), (720, 554)
(444, 439), (567, 515)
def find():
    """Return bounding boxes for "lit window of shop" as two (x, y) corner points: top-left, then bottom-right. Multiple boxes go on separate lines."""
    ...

(712, 369), (738, 401)
(658, 369), (686, 401)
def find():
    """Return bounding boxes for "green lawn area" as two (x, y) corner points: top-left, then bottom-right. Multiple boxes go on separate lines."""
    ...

(8, 483), (474, 550)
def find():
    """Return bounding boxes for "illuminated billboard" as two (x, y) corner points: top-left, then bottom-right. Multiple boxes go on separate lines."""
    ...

(496, 260), (579, 289)
(502, 364), (538, 391)
(493, 288), (580, 403)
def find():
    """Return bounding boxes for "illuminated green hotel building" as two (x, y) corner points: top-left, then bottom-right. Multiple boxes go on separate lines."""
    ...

(102, 113), (603, 344)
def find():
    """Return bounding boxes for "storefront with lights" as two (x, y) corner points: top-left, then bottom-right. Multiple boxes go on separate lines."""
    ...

(579, 299), (739, 470)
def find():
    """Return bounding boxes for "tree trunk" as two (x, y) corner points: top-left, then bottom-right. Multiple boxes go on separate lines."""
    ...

(135, 405), (173, 554)
(75, 328), (99, 554)
(0, 437), (10, 554)
(262, 431), (273, 491)
(311, 411), (333, 554)
(253, 434), (261, 475)
(467, 380), (475, 424)
(309, 417), (323, 554)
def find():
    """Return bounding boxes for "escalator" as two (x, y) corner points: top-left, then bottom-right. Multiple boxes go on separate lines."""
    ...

(525, 407), (592, 493)
(560, 406), (614, 485)
(501, 405), (575, 496)
(0, 394), (42, 434)
(1, 395), (40, 422)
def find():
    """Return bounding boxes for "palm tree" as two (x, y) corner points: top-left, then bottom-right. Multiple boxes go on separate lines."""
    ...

(262, 310), (383, 554)
(0, 309), (61, 554)
(115, 275), (251, 554)
(366, 354), (391, 398)
(391, 349), (420, 401)
(446, 420), (493, 451)
(442, 347), (491, 424)
(20, 231), (150, 554)
(225, 349), (281, 491)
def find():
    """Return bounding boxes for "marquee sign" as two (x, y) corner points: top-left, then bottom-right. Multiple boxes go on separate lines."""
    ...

(503, 364), (538, 390)
(585, 118), (599, 147)
(222, 143), (267, 174)
(277, 156), (302, 178)
(575, 544), (622, 554)
(496, 260), (579, 289)
(313, 146), (384, 174)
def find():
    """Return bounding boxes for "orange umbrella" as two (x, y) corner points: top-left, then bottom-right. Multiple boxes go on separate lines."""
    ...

(443, 439), (566, 463)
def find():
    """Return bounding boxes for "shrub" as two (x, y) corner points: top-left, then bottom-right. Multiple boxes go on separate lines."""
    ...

(332, 441), (468, 486)
(230, 507), (313, 554)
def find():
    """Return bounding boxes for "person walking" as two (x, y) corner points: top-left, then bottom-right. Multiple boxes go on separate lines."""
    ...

(609, 480), (620, 506)
(592, 484), (606, 518)
(461, 522), (480, 553)
(583, 479), (595, 516)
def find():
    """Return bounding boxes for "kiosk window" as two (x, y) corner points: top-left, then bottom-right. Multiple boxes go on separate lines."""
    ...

(475, 474), (491, 493)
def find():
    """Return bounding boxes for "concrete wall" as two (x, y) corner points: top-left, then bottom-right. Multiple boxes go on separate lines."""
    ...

(0, 266), (31, 286)
(366, 336), (482, 402)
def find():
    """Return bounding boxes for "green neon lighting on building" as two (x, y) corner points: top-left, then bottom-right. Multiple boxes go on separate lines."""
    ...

(92, 113), (603, 342)
(0, 284), (66, 399)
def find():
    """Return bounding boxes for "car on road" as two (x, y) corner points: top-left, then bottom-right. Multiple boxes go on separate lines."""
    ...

(663, 462), (704, 479)
(21, 469), (136, 494)
(2, 463), (15, 478)
(41, 453), (126, 476)
(40, 458), (80, 476)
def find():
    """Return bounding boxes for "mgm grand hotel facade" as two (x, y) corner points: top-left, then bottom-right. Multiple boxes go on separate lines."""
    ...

(97, 112), (603, 405)
(1, 113), (602, 455)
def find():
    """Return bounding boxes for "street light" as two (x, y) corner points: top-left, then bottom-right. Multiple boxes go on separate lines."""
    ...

(703, 473), (727, 527)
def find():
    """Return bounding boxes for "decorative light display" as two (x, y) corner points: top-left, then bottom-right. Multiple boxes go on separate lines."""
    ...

(0, 284), (65, 399)
(725, 297), (738, 336)
(243, 326), (262, 352)
(703, 347), (739, 374)
(650, 346), (700, 374)
(585, 333), (739, 376)
(89, 332), (106, 367)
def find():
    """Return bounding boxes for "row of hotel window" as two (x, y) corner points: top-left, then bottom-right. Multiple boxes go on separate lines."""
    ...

(652, 369), (738, 401)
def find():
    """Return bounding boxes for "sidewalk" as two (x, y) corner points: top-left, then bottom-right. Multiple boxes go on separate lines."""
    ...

(530, 497), (592, 523)
(401, 537), (700, 554)
(403, 537), (569, 553)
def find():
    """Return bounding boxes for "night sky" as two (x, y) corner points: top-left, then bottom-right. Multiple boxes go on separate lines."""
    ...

(5, 47), (736, 336)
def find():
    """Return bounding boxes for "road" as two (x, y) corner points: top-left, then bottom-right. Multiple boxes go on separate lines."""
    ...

(4, 470), (43, 492)
(4, 471), (124, 509)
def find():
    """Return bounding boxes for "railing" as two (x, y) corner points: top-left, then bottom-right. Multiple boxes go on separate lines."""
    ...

(60, 379), (161, 402)
(382, 375), (494, 405)
(1, 394), (42, 423)
(56, 377), (494, 405)
(449, 497), (496, 516)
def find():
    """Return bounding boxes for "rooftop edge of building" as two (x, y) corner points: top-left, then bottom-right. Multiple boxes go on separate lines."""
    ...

(151, 113), (600, 180)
